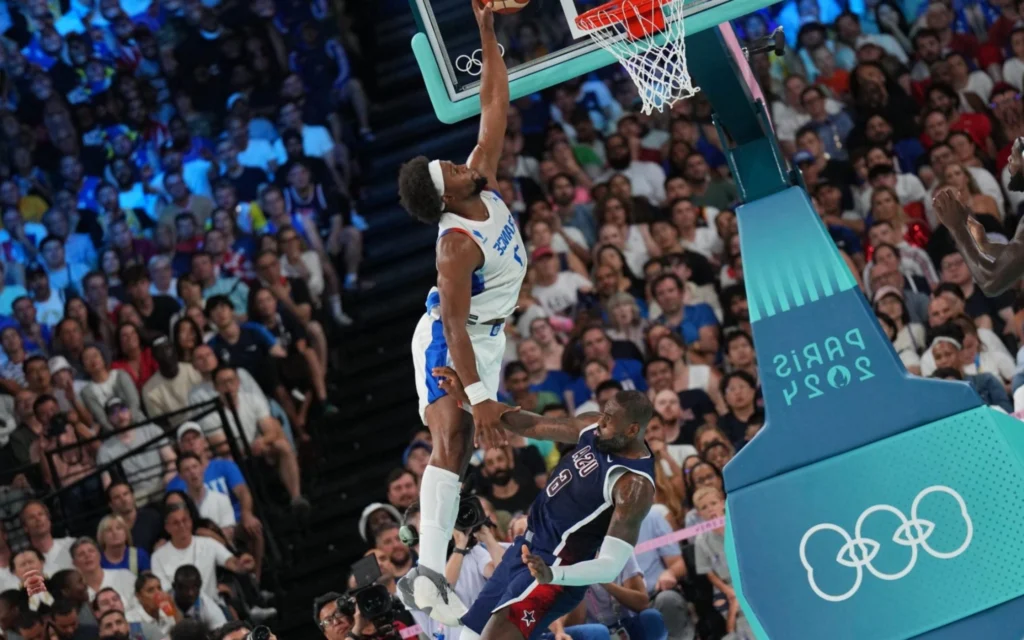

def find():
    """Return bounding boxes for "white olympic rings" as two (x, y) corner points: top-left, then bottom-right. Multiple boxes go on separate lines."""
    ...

(798, 485), (973, 602)
(455, 44), (506, 77)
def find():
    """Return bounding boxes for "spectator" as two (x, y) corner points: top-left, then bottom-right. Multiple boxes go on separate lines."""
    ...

(123, 268), (180, 340)
(49, 569), (95, 628)
(693, 486), (749, 637)
(176, 453), (236, 539)
(171, 565), (227, 631)
(476, 446), (541, 514)
(129, 572), (176, 635)
(142, 338), (203, 427)
(385, 469), (418, 511)
(191, 254), (249, 318)
(96, 396), (176, 503)
(80, 345), (142, 433)
(314, 592), (351, 640)
(40, 235), (90, 297)
(106, 483), (164, 556)
(210, 365), (309, 514)
(71, 537), (136, 606)
(371, 524), (413, 580)
(97, 515), (150, 575)
(150, 502), (254, 600)
(92, 580), (173, 640)
(111, 323), (157, 391)
(20, 500), (75, 575)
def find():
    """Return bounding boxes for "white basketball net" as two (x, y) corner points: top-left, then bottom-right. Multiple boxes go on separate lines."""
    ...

(576, 0), (699, 114)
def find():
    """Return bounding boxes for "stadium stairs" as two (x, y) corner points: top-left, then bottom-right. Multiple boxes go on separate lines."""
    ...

(270, 0), (478, 635)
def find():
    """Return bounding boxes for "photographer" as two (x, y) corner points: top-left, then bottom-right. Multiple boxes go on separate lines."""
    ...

(444, 497), (507, 613)
(313, 592), (351, 640)
(216, 621), (279, 640)
(33, 394), (99, 491)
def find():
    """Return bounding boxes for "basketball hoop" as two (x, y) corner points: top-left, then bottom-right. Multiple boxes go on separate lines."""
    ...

(575, 0), (698, 114)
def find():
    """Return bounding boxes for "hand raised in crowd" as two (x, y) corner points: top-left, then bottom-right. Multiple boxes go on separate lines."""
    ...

(241, 512), (263, 537)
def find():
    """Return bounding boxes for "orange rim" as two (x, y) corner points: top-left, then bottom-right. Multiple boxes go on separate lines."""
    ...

(574, 0), (667, 31)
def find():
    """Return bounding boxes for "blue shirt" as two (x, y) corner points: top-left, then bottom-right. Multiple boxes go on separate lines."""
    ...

(828, 225), (862, 257)
(166, 459), (247, 519)
(572, 359), (647, 403)
(657, 303), (718, 345)
(100, 546), (151, 573)
(530, 370), (573, 401)
(634, 509), (678, 595)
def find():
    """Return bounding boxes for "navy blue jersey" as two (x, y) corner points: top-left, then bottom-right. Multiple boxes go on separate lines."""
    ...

(526, 424), (655, 566)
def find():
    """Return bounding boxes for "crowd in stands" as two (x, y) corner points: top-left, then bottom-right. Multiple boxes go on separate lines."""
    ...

(339, 0), (1024, 639)
(0, 0), (372, 636)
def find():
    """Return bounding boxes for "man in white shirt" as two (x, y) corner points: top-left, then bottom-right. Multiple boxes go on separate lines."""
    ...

(71, 537), (138, 607)
(771, 74), (843, 156)
(171, 565), (228, 631)
(209, 365), (309, 514)
(98, 397), (177, 504)
(272, 102), (336, 167)
(530, 247), (594, 316)
(19, 500), (75, 575)
(151, 503), (254, 600)
(227, 115), (278, 173)
(40, 236), (89, 296)
(148, 143), (215, 201)
(597, 134), (667, 206)
(25, 268), (66, 327)
(131, 571), (176, 635)
(177, 453), (236, 539)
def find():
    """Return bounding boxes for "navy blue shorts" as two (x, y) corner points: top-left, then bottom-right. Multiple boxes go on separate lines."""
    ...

(461, 536), (587, 640)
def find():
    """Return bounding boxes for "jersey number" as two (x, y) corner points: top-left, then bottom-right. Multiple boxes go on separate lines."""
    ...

(546, 469), (571, 497)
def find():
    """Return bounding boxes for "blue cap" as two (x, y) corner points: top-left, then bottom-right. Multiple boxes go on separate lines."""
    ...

(402, 440), (433, 467)
(792, 150), (815, 165)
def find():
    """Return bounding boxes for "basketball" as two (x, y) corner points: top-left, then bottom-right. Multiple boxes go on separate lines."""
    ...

(485, 0), (530, 14)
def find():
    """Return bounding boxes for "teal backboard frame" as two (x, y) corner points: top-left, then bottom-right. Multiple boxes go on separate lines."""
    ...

(409, 0), (784, 124)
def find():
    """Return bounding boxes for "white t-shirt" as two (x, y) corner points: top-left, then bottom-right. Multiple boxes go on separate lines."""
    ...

(597, 161), (667, 206)
(1004, 58), (1024, 91)
(273, 124), (335, 165)
(237, 139), (278, 172)
(961, 71), (994, 106)
(42, 537), (76, 576)
(664, 444), (699, 472)
(680, 227), (721, 260)
(35, 290), (67, 327)
(128, 605), (176, 635)
(151, 536), (234, 599)
(87, 569), (139, 608)
(197, 387), (271, 444)
(771, 97), (843, 143)
(197, 490), (237, 530)
(532, 272), (592, 316)
(858, 173), (928, 213)
(0, 567), (20, 591)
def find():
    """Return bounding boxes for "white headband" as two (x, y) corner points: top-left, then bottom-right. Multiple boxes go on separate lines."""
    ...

(931, 336), (962, 350)
(428, 160), (445, 203)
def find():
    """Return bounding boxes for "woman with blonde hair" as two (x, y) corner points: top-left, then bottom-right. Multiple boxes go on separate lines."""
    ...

(645, 413), (688, 529)
(97, 514), (151, 574)
(605, 292), (649, 356)
(940, 162), (1001, 221)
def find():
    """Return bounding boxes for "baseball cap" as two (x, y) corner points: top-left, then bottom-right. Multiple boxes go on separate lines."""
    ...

(402, 440), (433, 467)
(104, 396), (127, 414)
(48, 356), (72, 376)
(176, 421), (204, 442)
(531, 246), (555, 261)
(872, 285), (904, 303)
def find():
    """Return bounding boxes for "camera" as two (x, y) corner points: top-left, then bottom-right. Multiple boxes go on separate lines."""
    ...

(337, 554), (405, 640)
(454, 494), (492, 534)
(47, 413), (68, 438)
(247, 626), (271, 640)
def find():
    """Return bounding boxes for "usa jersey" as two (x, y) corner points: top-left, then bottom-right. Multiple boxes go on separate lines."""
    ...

(424, 191), (527, 323)
(527, 424), (655, 566)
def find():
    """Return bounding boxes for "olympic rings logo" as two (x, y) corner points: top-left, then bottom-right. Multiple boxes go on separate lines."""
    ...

(455, 45), (505, 77)
(798, 485), (973, 602)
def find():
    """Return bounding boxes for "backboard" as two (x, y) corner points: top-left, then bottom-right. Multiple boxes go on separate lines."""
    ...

(409, 0), (781, 123)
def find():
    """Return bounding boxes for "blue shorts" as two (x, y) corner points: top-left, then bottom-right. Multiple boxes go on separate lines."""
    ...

(461, 537), (587, 640)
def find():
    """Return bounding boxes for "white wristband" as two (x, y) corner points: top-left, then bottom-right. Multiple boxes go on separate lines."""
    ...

(464, 382), (489, 406)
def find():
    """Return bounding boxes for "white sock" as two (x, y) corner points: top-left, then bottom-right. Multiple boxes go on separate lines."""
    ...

(330, 295), (344, 316)
(417, 465), (461, 573)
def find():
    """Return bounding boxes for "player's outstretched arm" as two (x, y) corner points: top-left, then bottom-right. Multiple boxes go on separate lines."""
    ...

(523, 474), (654, 586)
(466, 0), (508, 190)
(934, 187), (1024, 295)
(433, 365), (595, 443)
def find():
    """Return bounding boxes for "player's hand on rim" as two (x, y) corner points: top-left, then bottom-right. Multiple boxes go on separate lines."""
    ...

(521, 545), (554, 584)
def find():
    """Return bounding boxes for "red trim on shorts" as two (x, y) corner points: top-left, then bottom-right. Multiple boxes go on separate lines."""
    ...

(506, 584), (565, 638)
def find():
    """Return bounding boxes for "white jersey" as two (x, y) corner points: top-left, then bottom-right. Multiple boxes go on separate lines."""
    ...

(425, 191), (527, 323)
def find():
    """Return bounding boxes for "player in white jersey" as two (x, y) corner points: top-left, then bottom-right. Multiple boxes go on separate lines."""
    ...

(396, 0), (526, 626)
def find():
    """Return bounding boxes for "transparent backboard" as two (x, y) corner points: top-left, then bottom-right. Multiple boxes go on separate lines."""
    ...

(409, 0), (780, 123)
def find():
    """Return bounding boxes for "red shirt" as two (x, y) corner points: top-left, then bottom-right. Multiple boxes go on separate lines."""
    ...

(112, 348), (158, 390)
(920, 112), (992, 149)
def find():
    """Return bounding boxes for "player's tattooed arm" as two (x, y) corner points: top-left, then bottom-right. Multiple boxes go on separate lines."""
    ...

(433, 365), (596, 442)
(934, 186), (1024, 295)
(606, 473), (656, 545)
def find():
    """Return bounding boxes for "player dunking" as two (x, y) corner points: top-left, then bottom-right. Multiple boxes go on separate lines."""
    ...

(432, 366), (656, 640)
(397, 0), (526, 624)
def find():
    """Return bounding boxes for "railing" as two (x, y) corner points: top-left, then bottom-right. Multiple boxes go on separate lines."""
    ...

(16, 396), (283, 567)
